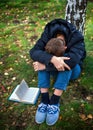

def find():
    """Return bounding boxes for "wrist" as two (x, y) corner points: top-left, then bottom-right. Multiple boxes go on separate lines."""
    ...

(50, 56), (56, 64)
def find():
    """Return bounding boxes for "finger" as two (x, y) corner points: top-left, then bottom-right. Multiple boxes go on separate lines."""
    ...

(58, 68), (65, 71)
(33, 63), (37, 68)
(57, 65), (65, 71)
(61, 57), (70, 60)
(64, 63), (71, 70)
(33, 61), (38, 65)
(34, 66), (39, 71)
(35, 69), (38, 71)
(33, 62), (36, 65)
(33, 66), (37, 70)
(33, 63), (38, 70)
(60, 65), (65, 71)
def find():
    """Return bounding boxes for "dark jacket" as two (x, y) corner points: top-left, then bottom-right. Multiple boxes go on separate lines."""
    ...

(30, 19), (86, 71)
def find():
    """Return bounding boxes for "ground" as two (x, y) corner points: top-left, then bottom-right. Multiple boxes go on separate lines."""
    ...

(0, 0), (93, 130)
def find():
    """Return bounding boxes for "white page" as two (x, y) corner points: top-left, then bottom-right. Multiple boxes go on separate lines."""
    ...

(22, 88), (40, 104)
(15, 79), (28, 99)
(9, 85), (20, 101)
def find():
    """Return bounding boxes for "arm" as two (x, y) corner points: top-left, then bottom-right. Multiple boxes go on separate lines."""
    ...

(46, 39), (85, 71)
(65, 40), (86, 69)
(29, 25), (52, 66)
(33, 56), (70, 71)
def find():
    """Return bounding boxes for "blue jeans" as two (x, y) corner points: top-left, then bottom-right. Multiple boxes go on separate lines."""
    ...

(38, 64), (81, 90)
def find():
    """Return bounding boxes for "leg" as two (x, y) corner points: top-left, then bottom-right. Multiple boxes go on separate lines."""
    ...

(38, 70), (50, 104)
(46, 70), (71, 125)
(46, 64), (81, 126)
(38, 70), (50, 89)
(50, 64), (81, 105)
(35, 70), (50, 124)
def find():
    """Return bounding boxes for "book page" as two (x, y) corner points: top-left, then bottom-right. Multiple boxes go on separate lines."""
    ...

(22, 88), (40, 104)
(9, 85), (20, 101)
(15, 80), (28, 99)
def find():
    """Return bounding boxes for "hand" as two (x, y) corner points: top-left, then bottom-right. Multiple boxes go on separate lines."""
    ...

(33, 62), (46, 71)
(51, 56), (70, 71)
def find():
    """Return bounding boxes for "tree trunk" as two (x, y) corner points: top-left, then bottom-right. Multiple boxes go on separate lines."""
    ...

(65, 0), (87, 35)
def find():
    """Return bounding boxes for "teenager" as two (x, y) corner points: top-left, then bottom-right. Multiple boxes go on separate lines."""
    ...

(29, 19), (86, 126)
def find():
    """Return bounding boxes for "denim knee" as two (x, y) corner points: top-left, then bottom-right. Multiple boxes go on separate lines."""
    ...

(53, 64), (81, 90)
(38, 70), (50, 88)
(54, 70), (72, 90)
(70, 64), (81, 80)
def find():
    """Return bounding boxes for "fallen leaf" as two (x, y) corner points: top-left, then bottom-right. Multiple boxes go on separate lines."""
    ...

(79, 114), (87, 120)
(86, 96), (92, 101)
(4, 72), (9, 76)
(12, 77), (16, 81)
(1, 86), (6, 92)
(22, 122), (26, 126)
(81, 103), (85, 107)
(59, 115), (62, 120)
(87, 114), (93, 119)
(0, 62), (3, 65)
(9, 106), (13, 110)
(71, 108), (74, 111)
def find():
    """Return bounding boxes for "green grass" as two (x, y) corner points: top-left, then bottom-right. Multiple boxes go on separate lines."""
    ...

(0, 0), (93, 130)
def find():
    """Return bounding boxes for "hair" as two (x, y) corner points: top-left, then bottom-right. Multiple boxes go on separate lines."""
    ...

(45, 38), (66, 57)
(54, 30), (66, 40)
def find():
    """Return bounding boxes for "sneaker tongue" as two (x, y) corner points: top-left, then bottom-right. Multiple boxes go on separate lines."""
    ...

(48, 105), (58, 114)
(39, 103), (47, 113)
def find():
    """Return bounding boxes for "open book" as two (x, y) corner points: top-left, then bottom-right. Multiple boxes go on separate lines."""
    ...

(9, 79), (40, 104)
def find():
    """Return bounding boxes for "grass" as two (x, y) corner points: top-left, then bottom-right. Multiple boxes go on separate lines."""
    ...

(0, 0), (93, 130)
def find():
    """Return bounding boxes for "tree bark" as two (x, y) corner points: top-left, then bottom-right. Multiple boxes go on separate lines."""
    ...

(65, 0), (87, 35)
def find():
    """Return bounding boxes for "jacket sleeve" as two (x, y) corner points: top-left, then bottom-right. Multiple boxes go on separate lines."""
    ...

(29, 25), (53, 65)
(65, 32), (86, 69)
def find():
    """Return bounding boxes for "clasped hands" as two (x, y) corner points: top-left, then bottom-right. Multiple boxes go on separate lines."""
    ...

(33, 56), (70, 71)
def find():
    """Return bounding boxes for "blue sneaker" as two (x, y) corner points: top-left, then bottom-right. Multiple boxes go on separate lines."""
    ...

(46, 104), (60, 126)
(35, 103), (47, 124)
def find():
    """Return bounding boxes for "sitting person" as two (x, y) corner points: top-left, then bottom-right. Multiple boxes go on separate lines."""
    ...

(29, 18), (86, 126)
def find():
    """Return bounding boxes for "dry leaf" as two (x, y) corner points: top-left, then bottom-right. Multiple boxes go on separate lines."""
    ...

(79, 114), (87, 120)
(81, 103), (84, 107)
(59, 115), (62, 120)
(71, 108), (74, 111)
(4, 72), (9, 76)
(12, 77), (16, 81)
(1, 86), (6, 92)
(0, 62), (3, 65)
(87, 114), (93, 119)
(86, 96), (92, 101)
